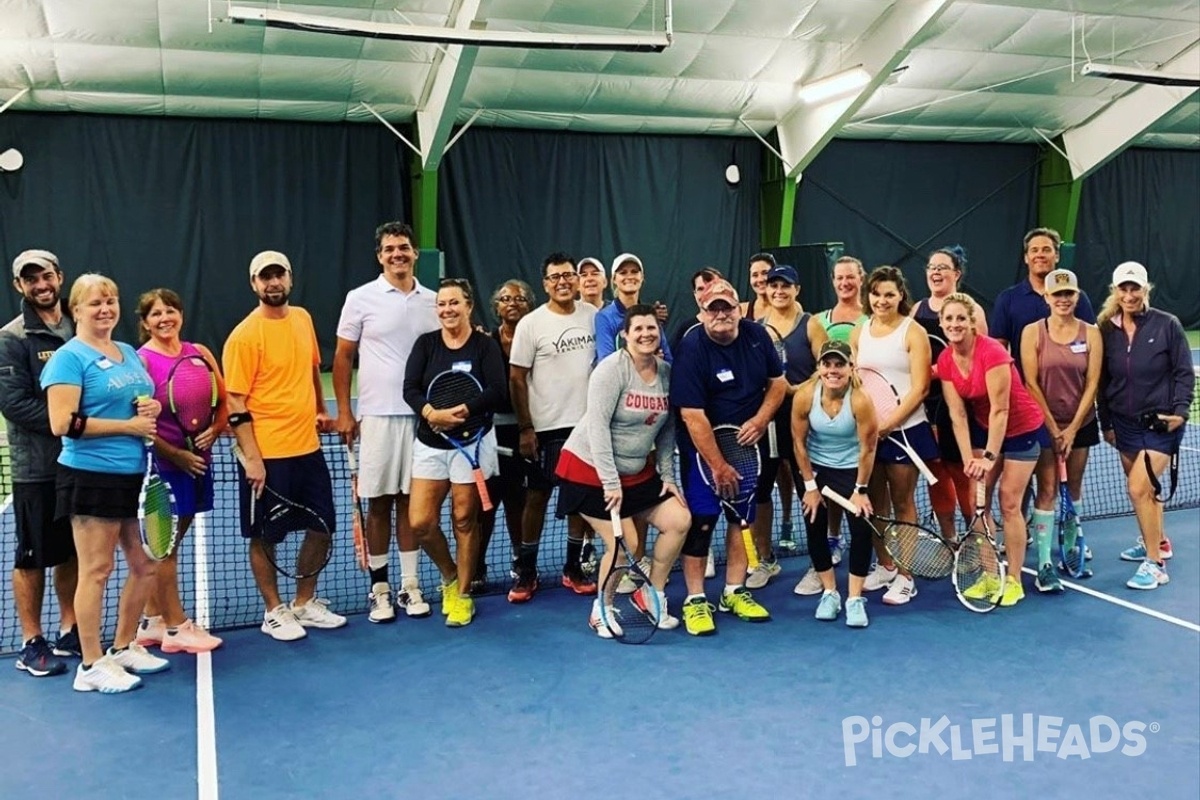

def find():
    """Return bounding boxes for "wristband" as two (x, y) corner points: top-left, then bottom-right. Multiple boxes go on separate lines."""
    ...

(67, 412), (88, 439)
(228, 411), (253, 427)
(803, 479), (818, 492)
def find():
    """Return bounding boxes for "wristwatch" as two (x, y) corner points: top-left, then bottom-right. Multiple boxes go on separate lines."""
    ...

(982, 450), (996, 462)
(854, 484), (869, 495)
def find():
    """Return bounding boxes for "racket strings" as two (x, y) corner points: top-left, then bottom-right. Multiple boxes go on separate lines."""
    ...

(167, 358), (218, 434)
(710, 427), (760, 498)
(601, 567), (656, 642)
(140, 479), (177, 556)
(955, 533), (1004, 607)
(884, 522), (953, 579)
(858, 370), (901, 419)
(428, 373), (486, 439)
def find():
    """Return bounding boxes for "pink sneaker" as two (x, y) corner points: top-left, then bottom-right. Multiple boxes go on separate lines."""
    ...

(135, 615), (166, 647)
(160, 620), (223, 654)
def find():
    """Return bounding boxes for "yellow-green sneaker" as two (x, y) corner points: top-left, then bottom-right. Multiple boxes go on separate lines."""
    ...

(682, 597), (717, 636)
(961, 573), (1002, 601)
(446, 594), (475, 627)
(999, 576), (1025, 607)
(718, 588), (771, 622)
(441, 579), (459, 617)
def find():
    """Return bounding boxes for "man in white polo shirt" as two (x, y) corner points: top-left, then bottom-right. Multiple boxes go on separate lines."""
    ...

(334, 222), (440, 622)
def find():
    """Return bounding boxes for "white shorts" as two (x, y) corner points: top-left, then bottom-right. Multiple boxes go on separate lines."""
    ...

(411, 429), (499, 484)
(357, 415), (418, 498)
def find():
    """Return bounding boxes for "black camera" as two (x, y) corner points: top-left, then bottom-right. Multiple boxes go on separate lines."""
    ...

(1140, 411), (1170, 434)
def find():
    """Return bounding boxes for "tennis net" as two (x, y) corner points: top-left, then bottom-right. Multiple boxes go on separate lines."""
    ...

(1, 388), (1197, 654)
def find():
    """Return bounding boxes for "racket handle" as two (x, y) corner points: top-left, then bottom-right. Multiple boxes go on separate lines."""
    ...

(742, 527), (760, 570)
(820, 485), (861, 515)
(610, 506), (622, 536)
(474, 470), (494, 512)
(767, 421), (779, 459)
(1056, 455), (1068, 483)
(345, 444), (357, 472)
(912, 451), (938, 486)
(496, 446), (513, 457)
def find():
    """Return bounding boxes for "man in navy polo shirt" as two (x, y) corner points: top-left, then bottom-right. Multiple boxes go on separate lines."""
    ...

(991, 227), (1096, 366)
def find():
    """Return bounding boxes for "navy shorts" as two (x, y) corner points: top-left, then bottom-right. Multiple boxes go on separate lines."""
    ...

(237, 450), (336, 537)
(969, 421), (1052, 462)
(682, 445), (761, 523)
(1110, 413), (1185, 458)
(877, 421), (939, 466)
(13, 480), (75, 569)
(160, 467), (215, 517)
(528, 427), (571, 492)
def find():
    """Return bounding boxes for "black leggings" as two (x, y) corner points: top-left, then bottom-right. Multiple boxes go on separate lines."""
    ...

(801, 465), (874, 577)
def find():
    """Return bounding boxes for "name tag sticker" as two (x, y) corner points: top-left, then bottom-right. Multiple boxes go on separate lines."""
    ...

(716, 368), (734, 383)
(451, 361), (472, 373)
(96, 358), (114, 370)
(1069, 342), (1088, 354)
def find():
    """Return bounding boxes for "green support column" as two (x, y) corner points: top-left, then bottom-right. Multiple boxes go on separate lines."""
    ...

(759, 142), (796, 247)
(1038, 138), (1083, 242)
(410, 159), (441, 286)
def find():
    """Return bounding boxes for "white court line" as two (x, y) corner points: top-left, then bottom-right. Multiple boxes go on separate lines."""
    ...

(1019, 565), (1200, 633)
(194, 513), (220, 800)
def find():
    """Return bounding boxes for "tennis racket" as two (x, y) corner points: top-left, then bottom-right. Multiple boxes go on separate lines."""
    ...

(821, 486), (953, 579)
(763, 323), (788, 459)
(696, 424), (761, 569)
(598, 506), (660, 644)
(427, 369), (493, 512)
(953, 482), (1006, 612)
(345, 444), (368, 572)
(232, 443), (332, 580)
(857, 367), (938, 485)
(1055, 456), (1090, 579)
(166, 353), (219, 497)
(138, 442), (181, 561)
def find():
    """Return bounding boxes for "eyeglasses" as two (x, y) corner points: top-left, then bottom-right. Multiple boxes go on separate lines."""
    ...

(705, 304), (736, 318)
(544, 272), (577, 283)
(496, 295), (529, 305)
(926, 264), (956, 273)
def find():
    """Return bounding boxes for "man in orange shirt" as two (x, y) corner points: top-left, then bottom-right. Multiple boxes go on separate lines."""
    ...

(223, 250), (347, 641)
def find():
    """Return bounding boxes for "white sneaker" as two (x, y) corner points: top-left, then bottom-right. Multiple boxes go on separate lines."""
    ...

(397, 582), (433, 618)
(107, 643), (170, 674)
(135, 615), (166, 647)
(705, 550), (716, 578)
(616, 572), (639, 595)
(637, 556), (667, 585)
(291, 598), (348, 629)
(863, 564), (898, 592)
(745, 558), (782, 590)
(882, 574), (917, 605)
(638, 586), (680, 630)
(261, 604), (307, 641)
(831, 547), (843, 566)
(589, 598), (619, 639)
(73, 656), (142, 693)
(794, 567), (824, 596)
(368, 582), (396, 624)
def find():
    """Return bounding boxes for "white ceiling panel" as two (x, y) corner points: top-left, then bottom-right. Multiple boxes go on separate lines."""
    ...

(0, 0), (1193, 154)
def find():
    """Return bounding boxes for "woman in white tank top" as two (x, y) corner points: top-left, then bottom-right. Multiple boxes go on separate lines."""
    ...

(850, 266), (935, 607)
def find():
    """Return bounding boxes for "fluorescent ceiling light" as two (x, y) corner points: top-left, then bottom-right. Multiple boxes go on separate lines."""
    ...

(796, 66), (872, 104)
(226, 5), (672, 52)
(1080, 62), (1200, 88)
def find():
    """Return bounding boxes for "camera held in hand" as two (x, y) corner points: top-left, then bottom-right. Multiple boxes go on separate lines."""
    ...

(1139, 411), (1170, 434)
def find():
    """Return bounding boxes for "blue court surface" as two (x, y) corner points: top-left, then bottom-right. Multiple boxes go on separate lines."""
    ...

(1, 508), (1197, 800)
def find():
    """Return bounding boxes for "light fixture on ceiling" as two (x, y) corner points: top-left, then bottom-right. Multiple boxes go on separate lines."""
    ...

(796, 65), (871, 104)
(0, 148), (23, 173)
(1080, 62), (1200, 87)
(225, 4), (673, 52)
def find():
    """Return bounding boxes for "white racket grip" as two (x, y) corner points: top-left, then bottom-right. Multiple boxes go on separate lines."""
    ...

(610, 506), (623, 538)
(345, 444), (357, 472)
(767, 421), (779, 459)
(820, 485), (861, 515)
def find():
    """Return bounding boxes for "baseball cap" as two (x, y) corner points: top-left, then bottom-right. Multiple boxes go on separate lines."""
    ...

(249, 250), (292, 278)
(578, 257), (605, 277)
(765, 265), (799, 286)
(699, 279), (739, 310)
(819, 339), (853, 363)
(610, 253), (643, 273)
(1111, 261), (1148, 288)
(1044, 268), (1080, 294)
(11, 249), (59, 279)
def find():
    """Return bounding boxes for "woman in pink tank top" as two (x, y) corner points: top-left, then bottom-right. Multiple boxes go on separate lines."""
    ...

(134, 288), (228, 655)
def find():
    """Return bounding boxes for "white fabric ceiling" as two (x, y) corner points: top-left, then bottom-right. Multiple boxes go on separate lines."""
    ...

(0, 0), (1196, 155)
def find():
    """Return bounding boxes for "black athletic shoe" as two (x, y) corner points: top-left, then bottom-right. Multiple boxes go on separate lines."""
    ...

(16, 636), (68, 677)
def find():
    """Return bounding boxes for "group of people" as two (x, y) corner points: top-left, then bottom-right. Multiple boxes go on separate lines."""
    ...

(1, 223), (1192, 692)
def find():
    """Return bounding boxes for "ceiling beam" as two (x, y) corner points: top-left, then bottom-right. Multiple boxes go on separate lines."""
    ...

(775, 0), (954, 179)
(1063, 42), (1200, 181)
(416, 0), (482, 171)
